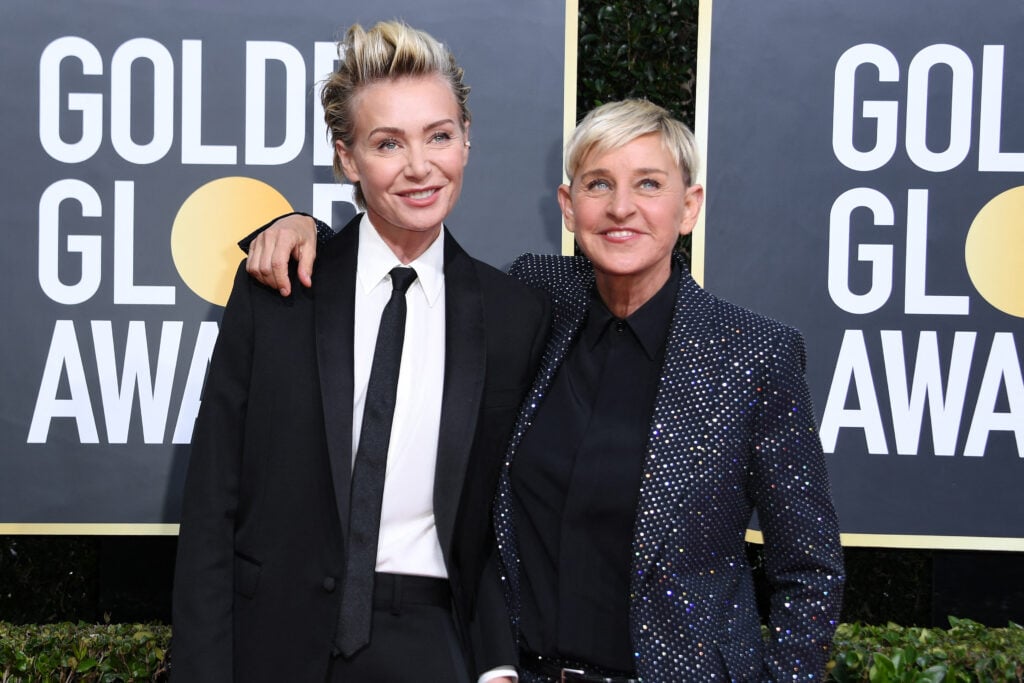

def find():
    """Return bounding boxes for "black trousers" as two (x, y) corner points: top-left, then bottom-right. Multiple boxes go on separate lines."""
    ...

(326, 575), (471, 683)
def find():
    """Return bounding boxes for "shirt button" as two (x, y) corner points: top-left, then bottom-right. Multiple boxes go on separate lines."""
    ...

(322, 576), (336, 592)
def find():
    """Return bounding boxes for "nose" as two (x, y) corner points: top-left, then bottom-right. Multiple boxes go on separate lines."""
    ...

(404, 143), (430, 179)
(606, 186), (635, 220)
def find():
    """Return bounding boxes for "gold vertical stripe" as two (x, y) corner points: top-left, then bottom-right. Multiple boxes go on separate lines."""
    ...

(692, 0), (713, 287)
(561, 0), (579, 256)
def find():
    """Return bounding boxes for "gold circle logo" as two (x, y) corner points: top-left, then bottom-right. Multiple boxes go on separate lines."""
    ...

(170, 177), (293, 306)
(965, 185), (1024, 319)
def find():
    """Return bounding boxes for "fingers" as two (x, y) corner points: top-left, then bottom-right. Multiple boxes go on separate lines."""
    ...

(244, 214), (319, 296)
(269, 237), (292, 296)
(289, 215), (319, 288)
(246, 228), (292, 296)
(296, 244), (315, 289)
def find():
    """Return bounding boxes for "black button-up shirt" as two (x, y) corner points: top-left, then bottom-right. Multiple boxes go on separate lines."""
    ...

(511, 266), (679, 673)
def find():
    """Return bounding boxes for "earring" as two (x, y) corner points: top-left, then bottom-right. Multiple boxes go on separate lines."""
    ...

(465, 141), (472, 148)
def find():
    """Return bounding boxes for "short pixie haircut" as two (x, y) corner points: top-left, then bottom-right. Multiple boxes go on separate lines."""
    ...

(321, 20), (472, 208)
(564, 99), (700, 187)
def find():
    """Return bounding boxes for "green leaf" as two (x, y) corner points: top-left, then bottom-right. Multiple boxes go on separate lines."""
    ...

(916, 664), (947, 683)
(76, 656), (98, 672)
(870, 653), (897, 682)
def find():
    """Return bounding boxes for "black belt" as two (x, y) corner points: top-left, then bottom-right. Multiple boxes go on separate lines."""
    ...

(520, 652), (639, 683)
(371, 572), (450, 610)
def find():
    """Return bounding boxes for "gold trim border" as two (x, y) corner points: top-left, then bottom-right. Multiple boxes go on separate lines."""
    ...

(692, 0), (713, 287)
(745, 529), (1024, 552)
(0, 524), (180, 536)
(561, 0), (579, 256)
(4, 524), (1021, 552)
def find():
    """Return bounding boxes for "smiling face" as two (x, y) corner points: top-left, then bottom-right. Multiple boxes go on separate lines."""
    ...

(337, 75), (470, 259)
(559, 132), (704, 309)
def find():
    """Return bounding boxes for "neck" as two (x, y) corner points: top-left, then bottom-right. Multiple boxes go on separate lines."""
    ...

(594, 265), (671, 319)
(376, 225), (442, 264)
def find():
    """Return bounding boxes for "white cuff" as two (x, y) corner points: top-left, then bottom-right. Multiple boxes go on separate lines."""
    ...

(477, 666), (518, 683)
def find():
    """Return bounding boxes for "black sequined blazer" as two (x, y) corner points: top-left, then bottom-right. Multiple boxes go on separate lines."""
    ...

(495, 252), (844, 682)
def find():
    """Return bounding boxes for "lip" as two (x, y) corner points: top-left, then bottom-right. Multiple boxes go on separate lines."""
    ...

(399, 186), (442, 206)
(598, 228), (641, 243)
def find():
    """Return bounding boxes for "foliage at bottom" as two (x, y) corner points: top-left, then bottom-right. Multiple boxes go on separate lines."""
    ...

(828, 617), (1024, 682)
(2, 617), (1023, 682)
(0, 622), (169, 682)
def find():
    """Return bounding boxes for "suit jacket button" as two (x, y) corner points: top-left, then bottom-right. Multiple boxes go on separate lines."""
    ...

(322, 576), (336, 592)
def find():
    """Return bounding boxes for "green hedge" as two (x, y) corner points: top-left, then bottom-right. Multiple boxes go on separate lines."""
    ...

(0, 622), (169, 682)
(828, 618), (1024, 682)
(2, 618), (1021, 682)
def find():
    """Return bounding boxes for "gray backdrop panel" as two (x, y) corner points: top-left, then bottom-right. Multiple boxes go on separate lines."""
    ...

(0, 0), (566, 525)
(703, 0), (1023, 543)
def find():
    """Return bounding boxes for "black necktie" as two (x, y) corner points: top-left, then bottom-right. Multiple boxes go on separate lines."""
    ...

(336, 266), (418, 657)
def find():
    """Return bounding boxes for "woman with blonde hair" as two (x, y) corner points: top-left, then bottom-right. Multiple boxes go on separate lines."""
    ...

(173, 20), (548, 683)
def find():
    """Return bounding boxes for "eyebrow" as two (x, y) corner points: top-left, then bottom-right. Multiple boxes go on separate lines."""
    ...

(579, 167), (669, 177)
(367, 119), (458, 138)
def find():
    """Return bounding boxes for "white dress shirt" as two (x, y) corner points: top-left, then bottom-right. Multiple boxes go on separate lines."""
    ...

(353, 215), (447, 578)
(352, 217), (517, 683)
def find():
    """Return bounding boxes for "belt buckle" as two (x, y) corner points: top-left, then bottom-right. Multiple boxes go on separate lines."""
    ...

(560, 667), (585, 683)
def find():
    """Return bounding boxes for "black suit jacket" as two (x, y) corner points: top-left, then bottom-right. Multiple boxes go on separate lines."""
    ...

(172, 216), (549, 682)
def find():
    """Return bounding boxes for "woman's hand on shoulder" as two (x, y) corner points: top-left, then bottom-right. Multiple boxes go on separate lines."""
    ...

(246, 213), (319, 296)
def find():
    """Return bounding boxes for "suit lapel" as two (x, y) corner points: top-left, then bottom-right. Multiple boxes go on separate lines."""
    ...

(432, 231), (486, 556)
(631, 267), (721, 571)
(504, 258), (591, 458)
(315, 216), (361, 543)
(495, 256), (589, 611)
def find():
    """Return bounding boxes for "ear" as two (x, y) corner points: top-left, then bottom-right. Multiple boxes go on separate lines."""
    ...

(678, 183), (704, 236)
(336, 140), (359, 183)
(461, 120), (471, 167)
(557, 183), (575, 233)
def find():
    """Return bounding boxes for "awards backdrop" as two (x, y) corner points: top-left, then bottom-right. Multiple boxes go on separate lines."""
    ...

(0, 0), (571, 532)
(697, 0), (1023, 549)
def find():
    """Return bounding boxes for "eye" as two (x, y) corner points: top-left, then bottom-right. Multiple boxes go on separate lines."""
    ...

(429, 131), (454, 144)
(584, 178), (611, 192)
(638, 178), (662, 191)
(375, 138), (400, 151)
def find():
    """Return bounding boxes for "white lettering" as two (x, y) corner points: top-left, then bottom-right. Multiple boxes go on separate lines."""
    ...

(964, 333), (1024, 456)
(245, 41), (306, 165)
(92, 320), (183, 444)
(38, 179), (102, 305)
(820, 329), (888, 454)
(28, 320), (99, 443)
(903, 189), (970, 315)
(828, 188), (894, 314)
(978, 45), (1024, 172)
(113, 181), (175, 305)
(312, 182), (356, 226)
(833, 44), (899, 171)
(313, 41), (339, 167)
(39, 37), (103, 163)
(905, 45), (973, 173)
(181, 40), (237, 165)
(171, 321), (219, 444)
(110, 39), (175, 164)
(881, 330), (975, 455)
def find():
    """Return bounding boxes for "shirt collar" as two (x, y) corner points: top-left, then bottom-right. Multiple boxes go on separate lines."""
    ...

(583, 264), (679, 360)
(356, 214), (445, 306)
